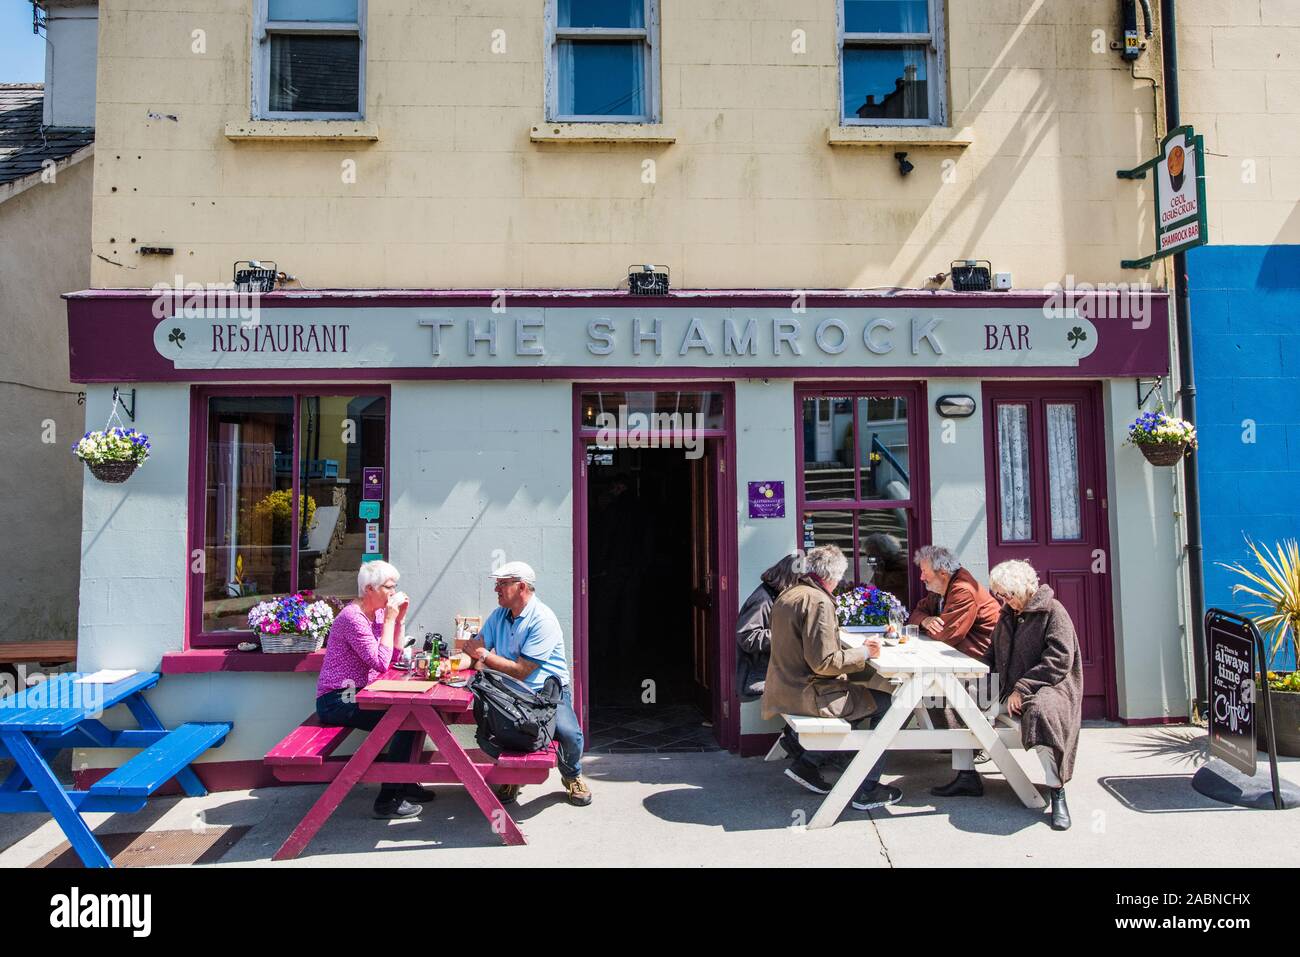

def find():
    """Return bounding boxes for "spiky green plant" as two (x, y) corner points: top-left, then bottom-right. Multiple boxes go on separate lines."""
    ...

(1219, 539), (1300, 673)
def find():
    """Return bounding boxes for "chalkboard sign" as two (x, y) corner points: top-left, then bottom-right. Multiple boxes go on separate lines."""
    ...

(1207, 613), (1257, 776)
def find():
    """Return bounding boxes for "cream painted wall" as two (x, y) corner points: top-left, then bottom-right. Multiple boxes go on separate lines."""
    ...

(1103, 378), (1189, 719)
(0, 156), (92, 646)
(91, 0), (1161, 290)
(1178, 1), (1300, 244)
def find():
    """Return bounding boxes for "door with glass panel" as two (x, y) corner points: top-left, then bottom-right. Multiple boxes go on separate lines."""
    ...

(984, 383), (1114, 720)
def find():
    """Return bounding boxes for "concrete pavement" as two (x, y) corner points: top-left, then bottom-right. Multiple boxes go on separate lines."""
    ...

(1, 725), (1297, 867)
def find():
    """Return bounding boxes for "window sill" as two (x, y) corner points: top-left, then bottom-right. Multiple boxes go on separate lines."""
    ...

(223, 120), (380, 142)
(530, 122), (676, 144)
(160, 649), (325, 674)
(827, 126), (974, 148)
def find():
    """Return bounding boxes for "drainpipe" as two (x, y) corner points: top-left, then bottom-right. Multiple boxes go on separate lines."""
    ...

(1161, 0), (1208, 716)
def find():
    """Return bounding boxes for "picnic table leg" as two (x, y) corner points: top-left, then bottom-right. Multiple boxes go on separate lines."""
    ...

(414, 709), (527, 847)
(273, 705), (410, 861)
(0, 730), (112, 868)
(941, 676), (1046, 810)
(119, 691), (208, 797)
(807, 677), (926, 830)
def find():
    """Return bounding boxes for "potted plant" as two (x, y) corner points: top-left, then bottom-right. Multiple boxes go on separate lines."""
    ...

(1126, 409), (1197, 466)
(72, 426), (152, 483)
(247, 591), (336, 654)
(1220, 539), (1300, 757)
(251, 489), (317, 545)
(835, 584), (905, 633)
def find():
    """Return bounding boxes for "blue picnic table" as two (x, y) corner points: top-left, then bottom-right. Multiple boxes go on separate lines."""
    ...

(0, 672), (232, 868)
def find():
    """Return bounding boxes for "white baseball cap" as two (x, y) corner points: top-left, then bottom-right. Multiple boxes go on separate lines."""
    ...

(491, 560), (537, 585)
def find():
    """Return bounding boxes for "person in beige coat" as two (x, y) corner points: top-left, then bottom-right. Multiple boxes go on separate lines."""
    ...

(760, 545), (902, 811)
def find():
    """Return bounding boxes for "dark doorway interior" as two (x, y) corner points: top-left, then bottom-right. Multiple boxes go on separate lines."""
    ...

(585, 444), (720, 752)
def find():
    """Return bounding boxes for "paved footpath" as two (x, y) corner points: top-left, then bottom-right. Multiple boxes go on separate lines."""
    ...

(1, 726), (1297, 867)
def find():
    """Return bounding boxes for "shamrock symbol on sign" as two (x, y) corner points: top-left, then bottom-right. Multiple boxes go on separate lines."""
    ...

(1067, 326), (1087, 350)
(169, 328), (187, 349)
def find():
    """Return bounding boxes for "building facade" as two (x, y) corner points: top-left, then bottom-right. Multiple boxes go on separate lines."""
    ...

(69, 0), (1192, 786)
(1180, 2), (1300, 669)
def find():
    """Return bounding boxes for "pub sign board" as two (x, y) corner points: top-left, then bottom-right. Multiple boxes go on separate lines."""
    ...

(1207, 611), (1257, 777)
(1118, 125), (1209, 268)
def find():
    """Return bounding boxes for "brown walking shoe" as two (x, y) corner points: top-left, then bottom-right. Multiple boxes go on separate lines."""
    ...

(562, 775), (592, 807)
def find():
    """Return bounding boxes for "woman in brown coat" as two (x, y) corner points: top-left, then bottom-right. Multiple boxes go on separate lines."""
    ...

(987, 559), (1083, 831)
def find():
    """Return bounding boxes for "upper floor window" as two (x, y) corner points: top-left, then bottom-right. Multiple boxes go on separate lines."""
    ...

(840, 0), (945, 126)
(254, 0), (366, 119)
(547, 0), (659, 122)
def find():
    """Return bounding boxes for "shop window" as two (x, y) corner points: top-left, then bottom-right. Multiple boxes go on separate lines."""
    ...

(548, 0), (659, 122)
(254, 0), (366, 119)
(799, 390), (919, 607)
(196, 391), (387, 644)
(840, 0), (946, 125)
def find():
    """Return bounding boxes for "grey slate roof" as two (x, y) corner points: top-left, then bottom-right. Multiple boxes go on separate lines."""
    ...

(0, 83), (94, 187)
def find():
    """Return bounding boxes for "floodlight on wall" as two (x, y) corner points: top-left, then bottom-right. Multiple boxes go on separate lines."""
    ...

(629, 264), (670, 296)
(233, 260), (279, 293)
(949, 260), (992, 292)
(894, 151), (914, 177)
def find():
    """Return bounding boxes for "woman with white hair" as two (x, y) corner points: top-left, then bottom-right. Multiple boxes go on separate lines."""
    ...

(315, 560), (433, 819)
(986, 559), (1084, 831)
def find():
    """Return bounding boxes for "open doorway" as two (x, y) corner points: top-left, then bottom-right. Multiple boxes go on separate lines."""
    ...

(583, 443), (721, 752)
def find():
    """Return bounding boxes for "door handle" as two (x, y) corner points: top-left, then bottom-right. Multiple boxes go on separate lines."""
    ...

(1085, 488), (1095, 500)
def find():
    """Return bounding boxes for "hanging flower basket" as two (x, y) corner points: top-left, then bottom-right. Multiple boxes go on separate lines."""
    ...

(1126, 410), (1196, 468)
(1138, 442), (1189, 467)
(247, 592), (335, 654)
(835, 584), (905, 628)
(73, 426), (152, 483)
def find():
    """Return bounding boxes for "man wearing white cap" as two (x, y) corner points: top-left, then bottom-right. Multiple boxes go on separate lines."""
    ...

(463, 560), (591, 807)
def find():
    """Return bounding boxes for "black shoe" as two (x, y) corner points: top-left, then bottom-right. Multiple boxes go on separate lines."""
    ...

(780, 728), (806, 761)
(784, 758), (832, 795)
(1050, 787), (1071, 830)
(495, 783), (522, 805)
(851, 782), (903, 811)
(372, 797), (422, 819)
(929, 770), (984, 798)
(402, 784), (437, 803)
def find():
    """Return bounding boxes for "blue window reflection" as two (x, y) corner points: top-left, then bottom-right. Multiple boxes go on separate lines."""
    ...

(558, 41), (646, 117)
(844, 0), (929, 33)
(268, 0), (358, 21)
(559, 0), (645, 29)
(843, 46), (928, 120)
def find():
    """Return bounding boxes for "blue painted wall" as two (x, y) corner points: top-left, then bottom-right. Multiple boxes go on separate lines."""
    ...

(1189, 244), (1300, 669)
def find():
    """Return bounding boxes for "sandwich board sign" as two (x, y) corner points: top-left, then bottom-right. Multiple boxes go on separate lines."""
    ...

(1206, 612), (1256, 776)
(1118, 125), (1208, 268)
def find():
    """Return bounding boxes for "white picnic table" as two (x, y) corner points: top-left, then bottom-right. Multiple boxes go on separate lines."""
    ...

(770, 634), (1047, 828)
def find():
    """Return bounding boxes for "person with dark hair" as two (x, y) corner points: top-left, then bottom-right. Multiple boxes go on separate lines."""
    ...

(735, 553), (804, 700)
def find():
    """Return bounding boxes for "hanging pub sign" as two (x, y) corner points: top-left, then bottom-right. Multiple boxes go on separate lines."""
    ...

(1206, 610), (1256, 776)
(1117, 125), (1208, 268)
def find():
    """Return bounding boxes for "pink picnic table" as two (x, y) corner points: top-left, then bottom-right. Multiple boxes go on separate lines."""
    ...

(266, 668), (555, 860)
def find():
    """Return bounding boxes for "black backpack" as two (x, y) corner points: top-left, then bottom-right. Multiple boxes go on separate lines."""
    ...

(469, 670), (562, 758)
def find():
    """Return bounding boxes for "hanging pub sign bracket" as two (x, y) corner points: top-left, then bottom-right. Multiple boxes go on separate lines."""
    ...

(1135, 375), (1163, 410)
(111, 386), (136, 422)
(1117, 125), (1208, 269)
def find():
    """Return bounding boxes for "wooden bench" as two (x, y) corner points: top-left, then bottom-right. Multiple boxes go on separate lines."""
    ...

(766, 708), (1026, 761)
(88, 722), (232, 799)
(265, 714), (557, 786)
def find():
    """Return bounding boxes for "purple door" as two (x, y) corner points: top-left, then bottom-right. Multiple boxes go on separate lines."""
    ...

(983, 383), (1115, 720)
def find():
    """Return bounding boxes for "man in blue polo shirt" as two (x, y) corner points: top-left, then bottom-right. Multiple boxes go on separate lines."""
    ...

(463, 560), (591, 807)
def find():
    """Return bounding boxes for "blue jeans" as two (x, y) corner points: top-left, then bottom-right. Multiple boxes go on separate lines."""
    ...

(316, 688), (417, 802)
(554, 686), (584, 779)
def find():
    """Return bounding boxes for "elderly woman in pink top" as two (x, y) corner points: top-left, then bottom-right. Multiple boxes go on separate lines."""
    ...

(316, 560), (433, 819)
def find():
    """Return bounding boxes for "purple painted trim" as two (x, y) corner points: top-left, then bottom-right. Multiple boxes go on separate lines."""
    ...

(739, 732), (780, 758)
(570, 380), (741, 750)
(160, 649), (326, 673)
(186, 384), (393, 650)
(66, 291), (1172, 383)
(793, 382), (933, 607)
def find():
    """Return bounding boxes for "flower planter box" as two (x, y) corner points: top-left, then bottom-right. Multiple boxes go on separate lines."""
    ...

(1257, 688), (1300, 758)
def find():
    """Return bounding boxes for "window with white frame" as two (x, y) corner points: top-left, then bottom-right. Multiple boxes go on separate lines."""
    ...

(547, 0), (659, 122)
(840, 0), (945, 125)
(253, 0), (366, 119)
